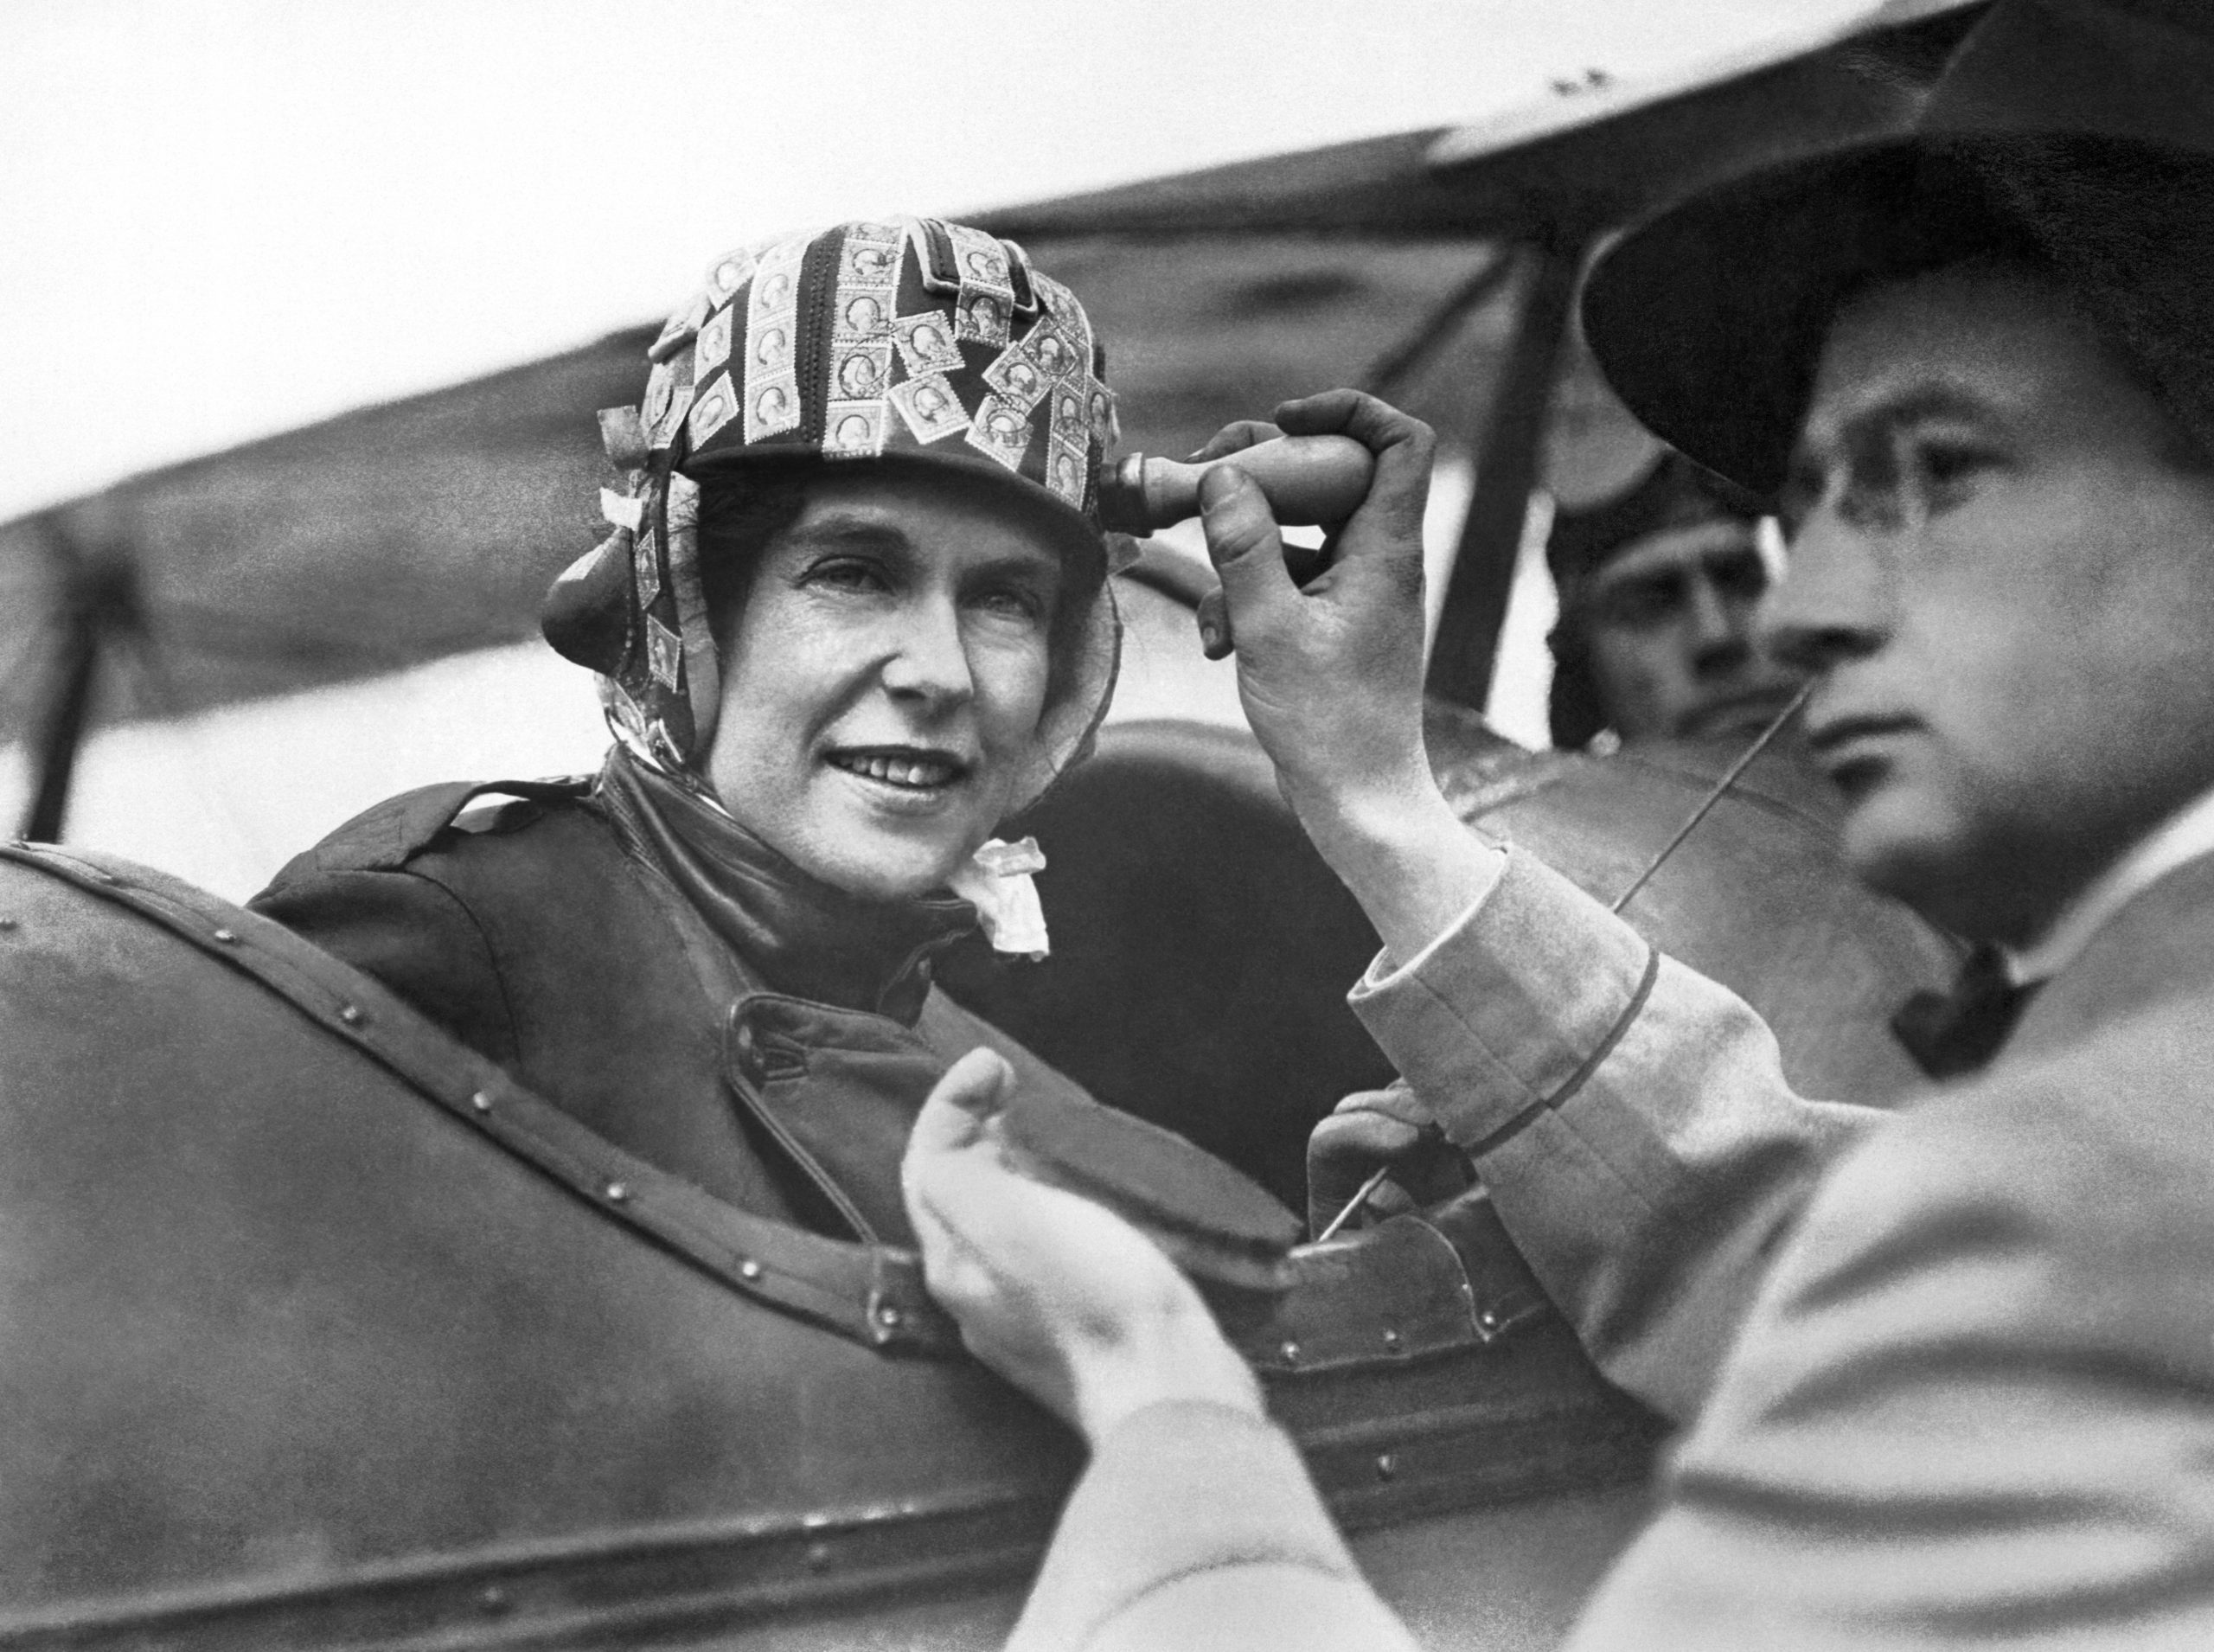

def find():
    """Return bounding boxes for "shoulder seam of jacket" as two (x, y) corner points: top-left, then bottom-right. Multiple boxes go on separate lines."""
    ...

(368, 861), (527, 1069)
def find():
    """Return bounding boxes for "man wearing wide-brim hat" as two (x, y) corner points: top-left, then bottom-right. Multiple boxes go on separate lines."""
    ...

(895, 1), (2214, 1645)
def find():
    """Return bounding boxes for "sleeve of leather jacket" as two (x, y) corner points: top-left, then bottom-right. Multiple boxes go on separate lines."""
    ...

(248, 867), (521, 1068)
(1347, 848), (1884, 1423)
(1008, 1400), (1417, 1652)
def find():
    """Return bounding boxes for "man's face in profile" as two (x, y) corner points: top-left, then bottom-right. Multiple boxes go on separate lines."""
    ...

(1769, 261), (2214, 942)
(1578, 517), (1803, 743)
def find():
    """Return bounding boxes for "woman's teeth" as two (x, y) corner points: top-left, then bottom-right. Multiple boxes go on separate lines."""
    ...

(835, 752), (957, 788)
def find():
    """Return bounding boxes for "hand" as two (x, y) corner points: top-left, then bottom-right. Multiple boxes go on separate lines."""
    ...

(1187, 420), (1333, 659)
(1196, 390), (1505, 963)
(1307, 1080), (1468, 1239)
(1187, 418), (1287, 463)
(1193, 394), (1432, 823)
(900, 1049), (1263, 1449)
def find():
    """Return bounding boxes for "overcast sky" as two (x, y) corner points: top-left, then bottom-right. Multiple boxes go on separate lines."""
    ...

(0, 0), (1897, 522)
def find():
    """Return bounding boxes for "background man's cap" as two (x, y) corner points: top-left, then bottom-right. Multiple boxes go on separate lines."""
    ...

(1581, 0), (2214, 496)
(1546, 450), (1762, 601)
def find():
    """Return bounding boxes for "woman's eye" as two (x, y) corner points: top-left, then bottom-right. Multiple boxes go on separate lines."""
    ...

(804, 557), (890, 594)
(965, 584), (1049, 629)
(972, 586), (1047, 623)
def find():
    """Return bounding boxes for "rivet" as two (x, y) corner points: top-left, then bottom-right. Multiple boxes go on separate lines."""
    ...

(1375, 1452), (1397, 1482)
(1477, 1309), (1501, 1334)
(876, 1304), (903, 1329)
(212, 927), (239, 944)
(477, 1583), (510, 1616)
(469, 1091), (493, 1113)
(1279, 1340), (1300, 1365)
(805, 1540), (833, 1572)
(1382, 1327), (1401, 1352)
(739, 1258), (763, 1282)
(338, 1003), (364, 1026)
(605, 1181), (630, 1203)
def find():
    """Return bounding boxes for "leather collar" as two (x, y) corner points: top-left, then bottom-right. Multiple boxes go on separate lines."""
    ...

(598, 749), (974, 1024)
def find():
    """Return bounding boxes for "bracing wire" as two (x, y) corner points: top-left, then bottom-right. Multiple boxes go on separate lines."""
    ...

(1317, 682), (1814, 1241)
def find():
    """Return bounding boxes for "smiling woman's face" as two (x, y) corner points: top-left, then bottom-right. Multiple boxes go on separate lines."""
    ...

(701, 465), (1072, 902)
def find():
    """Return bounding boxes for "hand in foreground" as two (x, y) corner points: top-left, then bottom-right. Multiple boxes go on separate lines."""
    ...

(1194, 391), (1505, 963)
(900, 1049), (1263, 1449)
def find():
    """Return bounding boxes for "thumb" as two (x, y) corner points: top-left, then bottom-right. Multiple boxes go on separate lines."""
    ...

(1194, 587), (1232, 659)
(1198, 465), (1297, 641)
(907, 1047), (1014, 1163)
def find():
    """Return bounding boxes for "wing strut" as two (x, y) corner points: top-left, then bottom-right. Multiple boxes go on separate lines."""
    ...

(1424, 234), (1585, 711)
(19, 513), (140, 842)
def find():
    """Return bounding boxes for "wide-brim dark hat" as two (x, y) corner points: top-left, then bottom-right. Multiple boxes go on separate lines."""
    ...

(1582, 0), (2214, 496)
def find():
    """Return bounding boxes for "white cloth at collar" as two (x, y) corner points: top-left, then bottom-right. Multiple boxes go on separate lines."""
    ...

(2006, 784), (2214, 985)
(948, 836), (1052, 959)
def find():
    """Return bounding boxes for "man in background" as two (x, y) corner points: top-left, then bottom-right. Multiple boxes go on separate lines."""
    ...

(1545, 450), (1801, 751)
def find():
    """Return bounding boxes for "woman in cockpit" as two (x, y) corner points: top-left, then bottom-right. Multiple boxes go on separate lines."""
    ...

(251, 216), (1121, 1244)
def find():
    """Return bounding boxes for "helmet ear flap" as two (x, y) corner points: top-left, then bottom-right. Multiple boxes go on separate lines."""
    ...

(541, 533), (635, 675)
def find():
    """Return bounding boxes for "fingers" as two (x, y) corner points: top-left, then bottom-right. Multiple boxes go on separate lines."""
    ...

(1198, 465), (1298, 644)
(1307, 1081), (1448, 1238)
(1310, 1108), (1427, 1162)
(1307, 1143), (1376, 1239)
(902, 1103), (1046, 1318)
(1194, 587), (1232, 659)
(1329, 1079), (1436, 1130)
(902, 1047), (1014, 1210)
(1273, 389), (1434, 461)
(1272, 389), (1437, 543)
(1310, 1084), (1437, 1176)
(901, 1072), (1238, 1440)
(1194, 539), (1332, 659)
(1364, 1180), (1419, 1224)
(1187, 419), (1283, 464)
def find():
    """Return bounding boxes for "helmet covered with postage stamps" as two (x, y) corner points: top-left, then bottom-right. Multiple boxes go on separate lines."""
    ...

(656, 217), (1117, 529)
(541, 217), (1123, 784)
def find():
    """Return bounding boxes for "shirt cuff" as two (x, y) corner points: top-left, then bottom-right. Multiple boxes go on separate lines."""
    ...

(1348, 848), (1655, 1149)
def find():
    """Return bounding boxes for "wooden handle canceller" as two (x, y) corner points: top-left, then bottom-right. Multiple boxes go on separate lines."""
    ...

(1097, 434), (1376, 534)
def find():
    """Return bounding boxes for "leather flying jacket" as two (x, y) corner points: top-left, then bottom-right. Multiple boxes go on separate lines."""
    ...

(249, 745), (1088, 1244)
